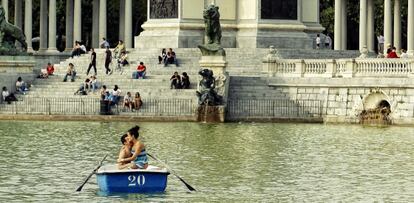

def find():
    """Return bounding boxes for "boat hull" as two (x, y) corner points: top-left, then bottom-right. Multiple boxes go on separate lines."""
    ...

(96, 165), (169, 193)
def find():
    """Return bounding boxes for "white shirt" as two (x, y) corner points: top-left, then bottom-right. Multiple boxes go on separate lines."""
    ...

(112, 89), (122, 96)
(124, 94), (132, 102)
(378, 35), (385, 44)
(316, 37), (321, 44)
(16, 81), (24, 88)
(400, 53), (409, 58)
(80, 45), (87, 52)
(2, 90), (9, 100)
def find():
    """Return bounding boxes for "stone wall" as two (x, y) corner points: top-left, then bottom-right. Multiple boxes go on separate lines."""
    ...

(270, 82), (414, 125)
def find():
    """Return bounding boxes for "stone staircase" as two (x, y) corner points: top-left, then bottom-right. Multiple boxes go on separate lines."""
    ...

(0, 47), (349, 116)
(227, 76), (322, 119)
(0, 48), (268, 115)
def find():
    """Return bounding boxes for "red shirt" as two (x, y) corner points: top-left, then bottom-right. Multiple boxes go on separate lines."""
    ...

(137, 64), (146, 72)
(387, 51), (399, 58)
(46, 65), (54, 75)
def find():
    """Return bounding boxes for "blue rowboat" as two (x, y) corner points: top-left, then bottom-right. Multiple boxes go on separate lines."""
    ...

(96, 165), (170, 193)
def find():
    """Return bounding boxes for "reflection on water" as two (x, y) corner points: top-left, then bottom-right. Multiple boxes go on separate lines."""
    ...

(0, 121), (413, 202)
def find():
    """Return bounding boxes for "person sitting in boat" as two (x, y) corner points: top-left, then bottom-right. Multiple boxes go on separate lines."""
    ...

(117, 134), (133, 169)
(117, 125), (148, 169)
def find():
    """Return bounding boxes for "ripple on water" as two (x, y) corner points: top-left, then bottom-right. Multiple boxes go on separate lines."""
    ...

(0, 121), (414, 201)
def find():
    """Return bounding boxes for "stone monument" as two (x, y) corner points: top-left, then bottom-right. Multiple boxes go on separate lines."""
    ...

(0, 6), (35, 95)
(0, 6), (27, 55)
(196, 4), (229, 122)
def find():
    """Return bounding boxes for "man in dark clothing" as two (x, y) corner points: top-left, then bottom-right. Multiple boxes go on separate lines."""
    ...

(104, 47), (112, 75)
(170, 71), (181, 89)
(86, 48), (97, 76)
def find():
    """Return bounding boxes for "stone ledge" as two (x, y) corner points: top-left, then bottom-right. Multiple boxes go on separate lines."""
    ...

(0, 114), (197, 122)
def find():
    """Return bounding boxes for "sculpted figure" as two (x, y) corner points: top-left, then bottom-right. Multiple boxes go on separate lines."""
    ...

(198, 4), (225, 56)
(196, 69), (223, 105)
(203, 4), (221, 45)
(0, 6), (27, 54)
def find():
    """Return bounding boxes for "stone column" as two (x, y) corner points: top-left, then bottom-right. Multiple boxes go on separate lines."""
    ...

(408, 0), (414, 55)
(99, 0), (107, 43)
(125, 0), (132, 48)
(39, 0), (48, 51)
(14, 0), (22, 28)
(341, 0), (347, 50)
(394, 0), (401, 52)
(384, 0), (392, 54)
(65, 0), (74, 51)
(334, 0), (342, 50)
(92, 0), (99, 48)
(359, 0), (367, 51)
(24, 0), (33, 52)
(367, 0), (374, 52)
(48, 0), (57, 51)
(1, 0), (8, 21)
(73, 0), (82, 42)
(119, 0), (125, 41)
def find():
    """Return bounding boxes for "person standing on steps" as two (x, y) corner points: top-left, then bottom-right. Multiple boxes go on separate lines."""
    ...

(315, 34), (321, 49)
(104, 47), (112, 75)
(86, 48), (97, 76)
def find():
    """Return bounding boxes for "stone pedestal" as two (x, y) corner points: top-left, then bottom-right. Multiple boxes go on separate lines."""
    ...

(197, 55), (229, 122)
(0, 56), (36, 93)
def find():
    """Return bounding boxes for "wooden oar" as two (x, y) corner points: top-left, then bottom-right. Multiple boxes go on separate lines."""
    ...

(147, 153), (196, 191)
(76, 154), (108, 192)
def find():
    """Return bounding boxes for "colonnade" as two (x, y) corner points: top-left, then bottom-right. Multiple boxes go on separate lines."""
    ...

(1, 0), (133, 52)
(335, 0), (414, 55)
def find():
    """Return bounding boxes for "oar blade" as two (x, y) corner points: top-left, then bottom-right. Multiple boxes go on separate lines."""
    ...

(176, 175), (196, 191)
(148, 153), (196, 192)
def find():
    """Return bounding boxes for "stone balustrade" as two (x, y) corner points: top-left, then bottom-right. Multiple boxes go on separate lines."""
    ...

(263, 58), (414, 78)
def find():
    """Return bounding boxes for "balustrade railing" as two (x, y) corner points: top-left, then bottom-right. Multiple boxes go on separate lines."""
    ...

(263, 58), (414, 78)
(0, 97), (196, 116)
(226, 99), (322, 119)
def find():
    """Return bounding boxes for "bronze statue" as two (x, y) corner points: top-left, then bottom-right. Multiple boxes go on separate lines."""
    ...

(203, 4), (221, 45)
(198, 4), (225, 56)
(196, 69), (223, 105)
(0, 6), (28, 55)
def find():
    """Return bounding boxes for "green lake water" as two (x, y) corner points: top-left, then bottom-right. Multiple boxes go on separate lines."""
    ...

(0, 121), (413, 202)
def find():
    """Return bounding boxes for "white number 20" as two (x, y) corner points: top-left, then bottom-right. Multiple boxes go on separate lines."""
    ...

(128, 175), (146, 187)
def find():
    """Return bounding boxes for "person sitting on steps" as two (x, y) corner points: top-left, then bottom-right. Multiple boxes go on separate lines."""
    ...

(123, 92), (134, 111)
(158, 48), (167, 64)
(117, 51), (129, 74)
(133, 62), (146, 79)
(170, 71), (181, 89)
(134, 92), (143, 111)
(164, 48), (178, 66)
(74, 78), (90, 95)
(46, 63), (54, 75)
(181, 72), (190, 89)
(15, 77), (29, 94)
(114, 40), (126, 59)
(2, 86), (17, 104)
(63, 63), (77, 82)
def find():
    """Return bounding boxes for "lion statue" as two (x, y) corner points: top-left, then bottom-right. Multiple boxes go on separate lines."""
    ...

(0, 6), (27, 52)
(203, 4), (222, 45)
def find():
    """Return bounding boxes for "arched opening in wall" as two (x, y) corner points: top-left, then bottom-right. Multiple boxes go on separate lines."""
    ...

(359, 99), (392, 125)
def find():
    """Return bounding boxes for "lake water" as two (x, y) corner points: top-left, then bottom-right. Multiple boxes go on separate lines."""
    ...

(0, 121), (413, 202)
